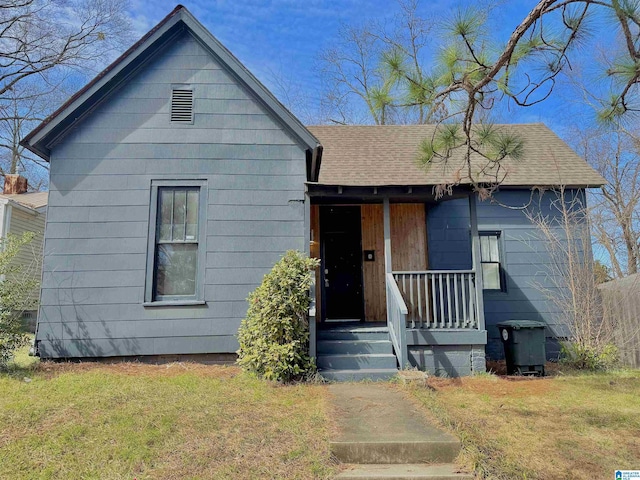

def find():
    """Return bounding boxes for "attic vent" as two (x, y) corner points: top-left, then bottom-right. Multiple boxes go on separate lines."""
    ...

(171, 88), (193, 123)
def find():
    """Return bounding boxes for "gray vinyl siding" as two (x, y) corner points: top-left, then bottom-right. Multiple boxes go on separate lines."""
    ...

(427, 189), (585, 360)
(37, 30), (306, 358)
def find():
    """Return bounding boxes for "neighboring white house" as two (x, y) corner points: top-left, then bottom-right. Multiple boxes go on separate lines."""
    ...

(0, 174), (47, 329)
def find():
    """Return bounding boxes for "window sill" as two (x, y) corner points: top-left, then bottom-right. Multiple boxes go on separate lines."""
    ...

(143, 300), (206, 307)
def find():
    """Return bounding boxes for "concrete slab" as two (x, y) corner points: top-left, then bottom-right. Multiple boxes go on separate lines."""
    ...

(336, 463), (474, 479)
(329, 384), (460, 464)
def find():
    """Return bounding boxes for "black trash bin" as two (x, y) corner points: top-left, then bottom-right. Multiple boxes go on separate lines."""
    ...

(497, 320), (546, 376)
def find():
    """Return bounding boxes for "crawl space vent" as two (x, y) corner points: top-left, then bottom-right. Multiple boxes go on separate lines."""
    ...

(171, 89), (193, 122)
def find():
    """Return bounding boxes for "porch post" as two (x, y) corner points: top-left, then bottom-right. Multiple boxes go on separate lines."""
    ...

(469, 193), (486, 331)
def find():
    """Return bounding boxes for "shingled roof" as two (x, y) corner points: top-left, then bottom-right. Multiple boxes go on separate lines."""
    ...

(0, 192), (48, 210)
(307, 123), (605, 187)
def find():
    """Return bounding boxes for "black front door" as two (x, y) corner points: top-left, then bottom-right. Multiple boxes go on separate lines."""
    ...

(320, 206), (364, 321)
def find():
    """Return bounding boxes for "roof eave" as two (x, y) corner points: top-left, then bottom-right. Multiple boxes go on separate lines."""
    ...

(21, 141), (50, 162)
(307, 181), (606, 189)
(181, 10), (320, 152)
(21, 7), (187, 159)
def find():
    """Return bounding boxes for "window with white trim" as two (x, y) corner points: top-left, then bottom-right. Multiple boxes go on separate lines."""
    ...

(479, 231), (505, 291)
(145, 181), (206, 303)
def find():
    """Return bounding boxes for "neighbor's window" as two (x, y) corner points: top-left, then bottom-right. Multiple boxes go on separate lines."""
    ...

(479, 232), (504, 291)
(146, 181), (206, 303)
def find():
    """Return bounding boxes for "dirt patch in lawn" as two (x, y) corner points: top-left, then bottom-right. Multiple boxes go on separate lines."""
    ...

(486, 359), (563, 377)
(408, 370), (640, 480)
(36, 359), (241, 379)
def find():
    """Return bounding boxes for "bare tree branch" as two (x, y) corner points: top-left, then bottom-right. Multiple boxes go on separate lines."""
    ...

(0, 0), (132, 189)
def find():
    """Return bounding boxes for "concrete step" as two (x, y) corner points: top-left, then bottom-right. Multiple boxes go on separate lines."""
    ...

(320, 369), (398, 382)
(330, 440), (461, 465)
(318, 339), (394, 355)
(336, 464), (473, 479)
(318, 354), (398, 370)
(318, 328), (390, 342)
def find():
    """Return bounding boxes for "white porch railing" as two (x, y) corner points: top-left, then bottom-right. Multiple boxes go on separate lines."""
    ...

(392, 270), (479, 329)
(386, 272), (408, 368)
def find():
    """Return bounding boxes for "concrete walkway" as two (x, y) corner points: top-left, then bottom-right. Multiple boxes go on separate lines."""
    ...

(328, 384), (472, 480)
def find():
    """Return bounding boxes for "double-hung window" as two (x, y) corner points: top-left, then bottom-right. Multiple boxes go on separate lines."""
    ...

(479, 231), (505, 291)
(145, 180), (206, 304)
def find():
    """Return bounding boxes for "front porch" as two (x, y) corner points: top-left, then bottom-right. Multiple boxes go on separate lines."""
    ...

(307, 186), (488, 377)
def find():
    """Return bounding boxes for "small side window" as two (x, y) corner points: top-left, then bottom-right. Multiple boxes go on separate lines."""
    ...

(155, 187), (200, 299)
(479, 231), (505, 291)
(145, 181), (206, 304)
(171, 88), (193, 123)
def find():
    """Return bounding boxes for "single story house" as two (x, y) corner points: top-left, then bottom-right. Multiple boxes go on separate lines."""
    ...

(21, 6), (604, 378)
(0, 175), (47, 330)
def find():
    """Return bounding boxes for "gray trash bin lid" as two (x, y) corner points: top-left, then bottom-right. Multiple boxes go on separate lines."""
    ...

(497, 320), (545, 330)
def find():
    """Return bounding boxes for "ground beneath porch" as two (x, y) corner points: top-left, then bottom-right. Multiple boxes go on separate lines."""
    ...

(329, 383), (472, 479)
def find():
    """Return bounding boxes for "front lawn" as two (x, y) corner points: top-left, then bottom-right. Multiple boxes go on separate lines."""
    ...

(0, 352), (335, 480)
(407, 370), (640, 479)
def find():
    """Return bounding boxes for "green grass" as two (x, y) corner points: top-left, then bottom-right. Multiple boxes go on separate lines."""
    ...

(0, 347), (336, 480)
(5, 335), (39, 372)
(407, 370), (640, 480)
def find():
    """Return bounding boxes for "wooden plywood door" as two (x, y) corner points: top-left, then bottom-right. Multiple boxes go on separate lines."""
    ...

(361, 204), (386, 321)
(390, 204), (428, 271)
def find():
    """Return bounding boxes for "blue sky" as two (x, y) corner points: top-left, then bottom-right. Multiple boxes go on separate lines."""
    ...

(126, 0), (405, 114)
(124, 0), (602, 134)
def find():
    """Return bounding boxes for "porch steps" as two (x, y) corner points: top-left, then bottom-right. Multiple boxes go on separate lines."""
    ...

(321, 369), (398, 382)
(317, 324), (398, 382)
(336, 464), (473, 479)
(318, 327), (392, 342)
(318, 354), (397, 370)
(317, 340), (393, 355)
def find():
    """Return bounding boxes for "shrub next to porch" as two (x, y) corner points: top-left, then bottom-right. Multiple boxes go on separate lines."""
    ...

(237, 251), (319, 382)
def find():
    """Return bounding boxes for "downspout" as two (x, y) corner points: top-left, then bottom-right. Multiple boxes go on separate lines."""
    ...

(31, 203), (48, 358)
(0, 200), (11, 278)
(304, 183), (316, 360)
(307, 145), (322, 360)
(311, 145), (323, 183)
(0, 200), (7, 245)
(468, 193), (486, 332)
(3, 204), (12, 242)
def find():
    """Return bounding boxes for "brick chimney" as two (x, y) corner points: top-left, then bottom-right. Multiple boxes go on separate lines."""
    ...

(4, 174), (28, 195)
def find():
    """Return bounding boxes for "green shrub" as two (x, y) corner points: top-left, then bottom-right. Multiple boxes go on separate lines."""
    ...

(560, 342), (619, 371)
(237, 250), (319, 382)
(0, 232), (38, 369)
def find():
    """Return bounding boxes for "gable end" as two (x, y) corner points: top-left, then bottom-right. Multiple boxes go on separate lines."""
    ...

(20, 6), (322, 180)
